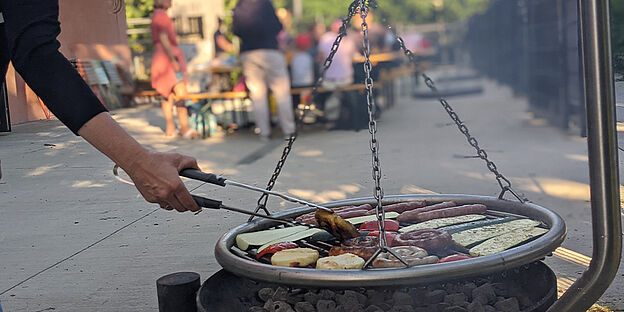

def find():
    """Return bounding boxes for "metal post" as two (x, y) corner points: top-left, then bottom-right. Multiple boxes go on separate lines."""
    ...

(0, 81), (10, 132)
(547, 0), (622, 311)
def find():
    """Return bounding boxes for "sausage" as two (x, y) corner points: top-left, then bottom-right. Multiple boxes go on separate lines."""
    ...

(335, 209), (369, 219)
(329, 246), (378, 260)
(368, 201), (427, 215)
(396, 201), (457, 222)
(372, 246), (439, 268)
(412, 204), (487, 222)
(393, 229), (453, 251)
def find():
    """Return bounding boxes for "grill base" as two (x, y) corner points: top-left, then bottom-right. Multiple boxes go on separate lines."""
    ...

(197, 261), (557, 312)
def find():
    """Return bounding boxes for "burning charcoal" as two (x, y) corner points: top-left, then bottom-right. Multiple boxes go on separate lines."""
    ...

(258, 288), (276, 302)
(444, 293), (467, 306)
(493, 298), (520, 312)
(273, 287), (290, 301)
(389, 305), (416, 312)
(424, 289), (447, 304)
(491, 283), (509, 297)
(294, 301), (315, 312)
(443, 306), (468, 312)
(461, 283), (477, 300)
(265, 300), (295, 312)
(249, 307), (268, 312)
(286, 294), (305, 305)
(366, 289), (386, 306)
(407, 288), (426, 307)
(483, 305), (496, 312)
(471, 284), (496, 305)
(466, 301), (484, 312)
(319, 289), (337, 301)
(365, 305), (385, 312)
(316, 299), (337, 312)
(304, 291), (320, 305)
(344, 290), (367, 305)
(392, 291), (413, 306)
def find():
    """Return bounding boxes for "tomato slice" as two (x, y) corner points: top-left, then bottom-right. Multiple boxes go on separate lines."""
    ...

(256, 242), (299, 259)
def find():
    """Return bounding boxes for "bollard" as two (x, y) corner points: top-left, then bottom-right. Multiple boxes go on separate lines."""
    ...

(156, 272), (201, 312)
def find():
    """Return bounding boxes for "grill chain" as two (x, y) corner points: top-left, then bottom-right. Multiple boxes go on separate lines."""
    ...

(389, 27), (526, 203)
(250, 0), (361, 219)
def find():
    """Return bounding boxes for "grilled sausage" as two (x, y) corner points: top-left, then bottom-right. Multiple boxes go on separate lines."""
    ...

(396, 201), (457, 222)
(367, 201), (427, 215)
(393, 229), (453, 251)
(412, 204), (487, 222)
(329, 246), (378, 260)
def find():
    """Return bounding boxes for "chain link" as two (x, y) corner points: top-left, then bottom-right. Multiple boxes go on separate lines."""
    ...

(389, 27), (525, 203)
(359, 0), (388, 250)
(250, 1), (361, 219)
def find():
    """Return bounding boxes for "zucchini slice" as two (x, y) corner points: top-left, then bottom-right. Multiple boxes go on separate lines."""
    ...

(440, 216), (517, 234)
(257, 228), (324, 253)
(452, 219), (541, 247)
(469, 227), (549, 257)
(398, 214), (486, 233)
(345, 212), (399, 225)
(236, 226), (307, 250)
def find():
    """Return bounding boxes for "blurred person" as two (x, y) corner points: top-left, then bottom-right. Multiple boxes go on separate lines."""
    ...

(0, 0), (200, 212)
(233, 0), (295, 140)
(150, 0), (198, 138)
(290, 33), (315, 121)
(276, 8), (295, 53)
(317, 19), (359, 123)
(351, 9), (385, 53)
(214, 17), (235, 59)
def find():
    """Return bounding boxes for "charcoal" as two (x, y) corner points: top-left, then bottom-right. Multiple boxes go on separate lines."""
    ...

(414, 308), (429, 312)
(294, 302), (315, 312)
(377, 302), (392, 311)
(344, 290), (367, 305)
(392, 291), (413, 306)
(317, 299), (337, 312)
(496, 296), (505, 303)
(444, 293), (467, 306)
(516, 293), (533, 308)
(365, 305), (385, 312)
(443, 306), (468, 312)
(258, 288), (276, 302)
(266, 301), (294, 312)
(444, 283), (463, 294)
(466, 301), (484, 312)
(472, 284), (496, 305)
(407, 288), (426, 306)
(304, 291), (320, 305)
(249, 307), (268, 312)
(389, 305), (415, 312)
(264, 299), (275, 310)
(493, 298), (520, 312)
(337, 303), (365, 312)
(273, 287), (290, 301)
(319, 289), (337, 301)
(461, 283), (477, 300)
(286, 294), (305, 305)
(491, 283), (509, 297)
(483, 305), (496, 312)
(335, 293), (360, 307)
(424, 289), (447, 304)
(427, 302), (451, 312)
(366, 289), (386, 306)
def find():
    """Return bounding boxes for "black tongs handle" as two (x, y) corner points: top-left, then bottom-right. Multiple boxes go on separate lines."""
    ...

(192, 195), (223, 209)
(181, 169), (227, 187)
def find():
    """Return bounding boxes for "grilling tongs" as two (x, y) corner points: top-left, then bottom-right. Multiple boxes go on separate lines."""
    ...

(112, 165), (331, 229)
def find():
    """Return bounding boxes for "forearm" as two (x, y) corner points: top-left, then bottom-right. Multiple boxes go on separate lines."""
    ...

(77, 112), (148, 173)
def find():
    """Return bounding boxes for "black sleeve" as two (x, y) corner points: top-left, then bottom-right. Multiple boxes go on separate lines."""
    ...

(264, 0), (282, 36)
(0, 0), (107, 135)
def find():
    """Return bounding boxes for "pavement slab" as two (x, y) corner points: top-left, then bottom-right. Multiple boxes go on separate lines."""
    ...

(1, 76), (623, 311)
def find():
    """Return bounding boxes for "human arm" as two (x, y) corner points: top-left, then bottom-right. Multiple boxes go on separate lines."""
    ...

(159, 32), (180, 71)
(216, 34), (234, 53)
(1, 0), (199, 211)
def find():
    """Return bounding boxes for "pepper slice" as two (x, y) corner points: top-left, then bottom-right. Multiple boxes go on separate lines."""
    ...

(256, 242), (299, 259)
(359, 220), (400, 232)
(439, 254), (472, 263)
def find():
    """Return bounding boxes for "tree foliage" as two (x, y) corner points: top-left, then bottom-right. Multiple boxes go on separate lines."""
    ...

(612, 0), (624, 73)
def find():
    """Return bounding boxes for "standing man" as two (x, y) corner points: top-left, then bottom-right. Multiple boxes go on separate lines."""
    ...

(233, 0), (295, 140)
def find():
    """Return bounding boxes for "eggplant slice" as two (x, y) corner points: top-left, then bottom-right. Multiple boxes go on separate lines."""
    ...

(315, 209), (360, 240)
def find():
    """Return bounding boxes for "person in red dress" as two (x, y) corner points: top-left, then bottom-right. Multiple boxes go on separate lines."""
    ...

(150, 0), (197, 138)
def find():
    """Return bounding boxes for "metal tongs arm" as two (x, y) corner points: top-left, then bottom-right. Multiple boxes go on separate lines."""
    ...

(191, 194), (319, 229)
(180, 169), (333, 213)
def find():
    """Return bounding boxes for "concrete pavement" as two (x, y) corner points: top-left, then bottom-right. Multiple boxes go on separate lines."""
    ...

(1, 76), (623, 311)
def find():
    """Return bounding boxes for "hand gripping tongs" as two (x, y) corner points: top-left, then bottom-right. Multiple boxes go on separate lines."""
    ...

(112, 165), (331, 229)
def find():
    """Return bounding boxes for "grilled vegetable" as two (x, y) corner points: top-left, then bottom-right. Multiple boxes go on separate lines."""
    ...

(315, 209), (360, 241)
(271, 248), (319, 267)
(359, 220), (400, 232)
(316, 253), (365, 270)
(309, 231), (337, 242)
(452, 219), (541, 247)
(439, 254), (472, 263)
(256, 242), (299, 259)
(469, 227), (549, 257)
(257, 228), (324, 253)
(439, 216), (517, 234)
(345, 212), (399, 225)
(236, 226), (307, 250)
(399, 214), (486, 233)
